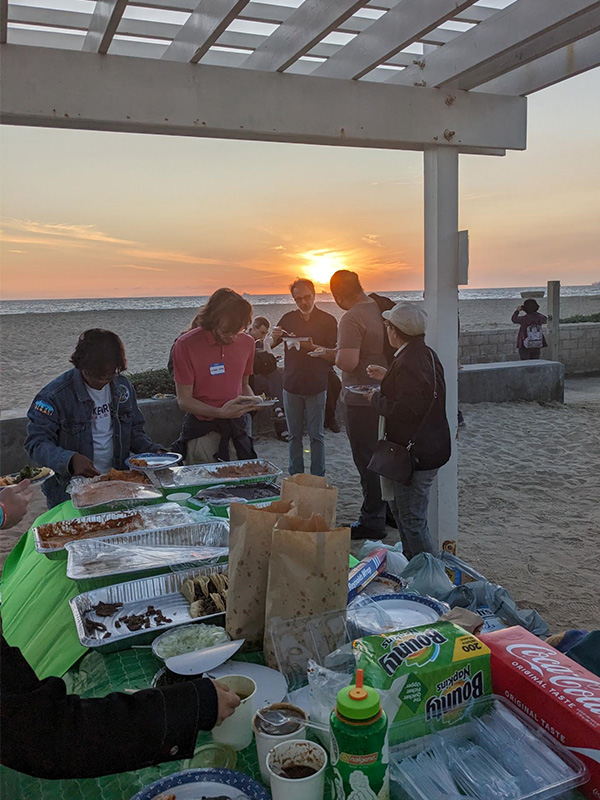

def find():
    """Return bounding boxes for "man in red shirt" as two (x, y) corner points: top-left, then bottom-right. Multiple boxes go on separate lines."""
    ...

(171, 289), (261, 463)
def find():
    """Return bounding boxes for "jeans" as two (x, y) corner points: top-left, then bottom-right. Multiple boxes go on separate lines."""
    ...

(344, 403), (386, 531)
(519, 347), (541, 360)
(283, 389), (326, 476)
(389, 468), (438, 560)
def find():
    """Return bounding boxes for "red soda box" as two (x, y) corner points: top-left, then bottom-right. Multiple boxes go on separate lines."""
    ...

(480, 626), (600, 799)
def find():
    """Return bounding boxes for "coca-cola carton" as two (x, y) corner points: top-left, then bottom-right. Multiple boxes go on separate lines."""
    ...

(480, 626), (600, 799)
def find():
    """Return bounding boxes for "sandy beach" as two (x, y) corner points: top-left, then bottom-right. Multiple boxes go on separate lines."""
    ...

(3, 375), (598, 633)
(1, 294), (598, 414)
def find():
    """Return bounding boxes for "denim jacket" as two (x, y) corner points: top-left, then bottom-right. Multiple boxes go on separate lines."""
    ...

(25, 369), (162, 508)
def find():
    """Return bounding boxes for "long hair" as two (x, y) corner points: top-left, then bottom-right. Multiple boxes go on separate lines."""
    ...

(70, 329), (127, 373)
(189, 288), (253, 334)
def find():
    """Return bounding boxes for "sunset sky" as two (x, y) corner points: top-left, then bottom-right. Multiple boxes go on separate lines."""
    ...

(1, 68), (598, 300)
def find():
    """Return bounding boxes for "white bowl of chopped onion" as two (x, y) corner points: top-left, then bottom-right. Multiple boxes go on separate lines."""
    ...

(152, 623), (230, 662)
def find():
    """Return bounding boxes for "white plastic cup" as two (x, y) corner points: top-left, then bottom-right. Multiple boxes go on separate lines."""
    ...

(252, 703), (308, 783)
(211, 675), (257, 751)
(165, 492), (192, 507)
(267, 739), (327, 800)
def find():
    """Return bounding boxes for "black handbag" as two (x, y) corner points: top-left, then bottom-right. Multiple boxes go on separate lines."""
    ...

(368, 351), (438, 485)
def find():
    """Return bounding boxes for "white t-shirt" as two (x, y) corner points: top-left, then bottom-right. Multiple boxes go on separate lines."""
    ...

(85, 383), (114, 474)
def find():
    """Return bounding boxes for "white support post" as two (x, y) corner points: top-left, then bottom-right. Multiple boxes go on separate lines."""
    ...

(423, 147), (459, 552)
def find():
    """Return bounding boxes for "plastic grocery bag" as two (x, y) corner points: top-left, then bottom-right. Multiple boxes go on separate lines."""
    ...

(358, 539), (409, 578)
(447, 581), (549, 638)
(400, 552), (455, 601)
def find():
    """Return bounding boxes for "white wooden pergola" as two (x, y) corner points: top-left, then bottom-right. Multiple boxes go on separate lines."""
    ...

(2, 0), (599, 547)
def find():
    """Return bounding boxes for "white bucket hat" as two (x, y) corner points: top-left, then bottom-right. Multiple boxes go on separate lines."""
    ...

(382, 301), (427, 336)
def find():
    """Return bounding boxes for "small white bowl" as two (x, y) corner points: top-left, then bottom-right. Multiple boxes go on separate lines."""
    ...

(165, 491), (192, 507)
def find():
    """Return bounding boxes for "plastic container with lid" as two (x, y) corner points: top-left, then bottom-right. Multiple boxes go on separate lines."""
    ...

(329, 668), (389, 799)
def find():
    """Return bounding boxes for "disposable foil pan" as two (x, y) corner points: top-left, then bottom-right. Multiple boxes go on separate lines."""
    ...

(33, 502), (198, 560)
(65, 520), (229, 581)
(158, 459), (282, 489)
(69, 563), (228, 653)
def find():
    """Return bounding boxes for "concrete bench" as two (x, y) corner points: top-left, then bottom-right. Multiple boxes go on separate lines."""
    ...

(458, 360), (564, 404)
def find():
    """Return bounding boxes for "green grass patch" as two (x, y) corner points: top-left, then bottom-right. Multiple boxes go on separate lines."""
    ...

(560, 313), (600, 324)
(126, 368), (175, 398)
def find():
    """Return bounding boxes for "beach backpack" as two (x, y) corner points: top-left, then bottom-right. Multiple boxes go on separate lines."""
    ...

(368, 292), (396, 366)
(524, 322), (544, 349)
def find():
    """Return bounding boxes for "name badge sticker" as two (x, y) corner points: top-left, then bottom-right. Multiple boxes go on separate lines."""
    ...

(210, 362), (226, 376)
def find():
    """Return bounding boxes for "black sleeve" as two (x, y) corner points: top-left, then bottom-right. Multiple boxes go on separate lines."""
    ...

(0, 636), (218, 780)
(371, 361), (431, 422)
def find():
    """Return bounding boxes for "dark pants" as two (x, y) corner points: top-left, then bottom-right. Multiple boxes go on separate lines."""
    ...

(519, 347), (541, 360)
(325, 370), (341, 426)
(344, 403), (386, 531)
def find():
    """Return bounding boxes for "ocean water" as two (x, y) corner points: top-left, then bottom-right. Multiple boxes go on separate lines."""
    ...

(1, 286), (598, 315)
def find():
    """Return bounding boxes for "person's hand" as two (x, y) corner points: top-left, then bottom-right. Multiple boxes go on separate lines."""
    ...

(272, 326), (285, 339)
(212, 680), (241, 725)
(517, 305), (524, 312)
(299, 338), (315, 352)
(219, 396), (261, 419)
(366, 389), (378, 403)
(0, 479), (33, 529)
(366, 364), (387, 382)
(70, 453), (100, 477)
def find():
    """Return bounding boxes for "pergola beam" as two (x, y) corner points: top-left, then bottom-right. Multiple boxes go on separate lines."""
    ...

(0, 45), (526, 152)
(240, 0), (365, 73)
(389, 0), (600, 89)
(82, 0), (128, 54)
(162, 0), (250, 63)
(476, 32), (600, 96)
(312, 0), (478, 81)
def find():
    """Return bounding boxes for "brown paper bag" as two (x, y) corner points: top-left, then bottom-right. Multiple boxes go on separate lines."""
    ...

(263, 513), (350, 668)
(226, 500), (295, 649)
(279, 474), (338, 528)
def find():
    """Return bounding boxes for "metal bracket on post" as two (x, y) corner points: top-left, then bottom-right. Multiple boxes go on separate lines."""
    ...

(547, 280), (561, 362)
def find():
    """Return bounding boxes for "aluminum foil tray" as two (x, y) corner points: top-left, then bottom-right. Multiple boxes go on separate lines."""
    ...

(70, 563), (228, 652)
(65, 520), (229, 581)
(68, 476), (163, 511)
(158, 459), (282, 489)
(34, 502), (197, 560)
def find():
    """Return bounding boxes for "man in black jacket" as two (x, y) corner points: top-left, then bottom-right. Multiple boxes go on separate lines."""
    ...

(0, 483), (240, 780)
(366, 301), (451, 559)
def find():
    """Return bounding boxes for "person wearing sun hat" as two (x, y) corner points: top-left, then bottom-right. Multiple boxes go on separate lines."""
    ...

(365, 301), (451, 560)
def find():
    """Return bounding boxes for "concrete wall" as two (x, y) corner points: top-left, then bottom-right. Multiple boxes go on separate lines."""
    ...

(0, 398), (274, 475)
(459, 323), (600, 375)
(458, 360), (564, 405)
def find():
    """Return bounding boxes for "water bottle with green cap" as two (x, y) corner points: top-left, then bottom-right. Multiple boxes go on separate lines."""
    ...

(329, 668), (389, 800)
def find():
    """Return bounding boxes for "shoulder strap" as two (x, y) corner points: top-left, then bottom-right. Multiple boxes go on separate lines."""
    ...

(407, 350), (438, 450)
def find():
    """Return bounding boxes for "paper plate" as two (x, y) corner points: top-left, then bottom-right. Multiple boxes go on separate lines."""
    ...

(2, 467), (54, 486)
(353, 593), (446, 634)
(130, 768), (270, 800)
(208, 662), (287, 711)
(346, 385), (377, 395)
(125, 452), (182, 470)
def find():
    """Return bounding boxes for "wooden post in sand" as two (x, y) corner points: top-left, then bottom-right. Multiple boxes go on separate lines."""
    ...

(424, 147), (459, 552)
(547, 281), (561, 362)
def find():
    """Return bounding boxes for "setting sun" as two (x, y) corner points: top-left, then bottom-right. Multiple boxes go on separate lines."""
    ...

(300, 250), (348, 286)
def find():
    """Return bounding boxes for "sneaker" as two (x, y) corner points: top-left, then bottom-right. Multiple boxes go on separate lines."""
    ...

(350, 522), (387, 541)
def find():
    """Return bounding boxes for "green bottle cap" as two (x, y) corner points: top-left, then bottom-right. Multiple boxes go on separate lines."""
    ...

(336, 668), (381, 721)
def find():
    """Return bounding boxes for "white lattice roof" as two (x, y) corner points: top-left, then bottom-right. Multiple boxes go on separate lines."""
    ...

(1, 0), (599, 150)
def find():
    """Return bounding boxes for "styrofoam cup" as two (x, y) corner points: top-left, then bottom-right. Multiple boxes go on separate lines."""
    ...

(252, 703), (308, 783)
(211, 674), (256, 751)
(267, 739), (327, 800)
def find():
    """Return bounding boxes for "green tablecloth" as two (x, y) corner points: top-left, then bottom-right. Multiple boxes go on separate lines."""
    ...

(1, 501), (87, 679)
(1, 499), (360, 680)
